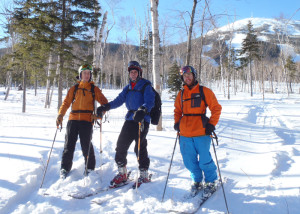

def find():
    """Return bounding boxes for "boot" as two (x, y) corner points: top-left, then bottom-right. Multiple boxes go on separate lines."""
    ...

(190, 181), (203, 197)
(133, 168), (150, 188)
(110, 166), (127, 187)
(203, 181), (217, 197)
(60, 169), (69, 179)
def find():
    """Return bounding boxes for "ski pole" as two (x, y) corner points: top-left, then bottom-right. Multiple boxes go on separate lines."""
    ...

(99, 118), (103, 179)
(84, 139), (93, 177)
(40, 126), (60, 188)
(99, 118), (103, 154)
(211, 134), (230, 214)
(161, 132), (179, 202)
(135, 122), (142, 191)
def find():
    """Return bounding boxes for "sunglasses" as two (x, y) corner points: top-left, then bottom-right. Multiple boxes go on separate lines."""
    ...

(180, 66), (193, 75)
(81, 64), (93, 71)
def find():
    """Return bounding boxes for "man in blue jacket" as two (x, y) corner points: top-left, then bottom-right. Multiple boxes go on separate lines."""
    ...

(97, 61), (155, 188)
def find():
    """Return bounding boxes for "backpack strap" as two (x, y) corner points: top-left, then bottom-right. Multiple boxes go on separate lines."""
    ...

(180, 85), (207, 116)
(128, 82), (151, 94)
(127, 82), (151, 114)
(199, 86), (208, 107)
(72, 83), (79, 103)
(140, 82), (151, 94)
(91, 83), (95, 114)
(71, 83), (96, 114)
(180, 89), (184, 111)
(72, 83), (95, 102)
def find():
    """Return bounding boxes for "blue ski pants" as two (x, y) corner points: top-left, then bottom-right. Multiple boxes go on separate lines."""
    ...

(179, 135), (217, 183)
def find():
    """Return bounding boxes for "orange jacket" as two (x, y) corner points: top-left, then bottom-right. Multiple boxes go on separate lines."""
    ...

(174, 84), (222, 137)
(58, 81), (108, 122)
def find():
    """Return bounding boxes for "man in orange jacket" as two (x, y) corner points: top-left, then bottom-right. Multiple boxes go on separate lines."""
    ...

(174, 66), (222, 197)
(56, 64), (108, 179)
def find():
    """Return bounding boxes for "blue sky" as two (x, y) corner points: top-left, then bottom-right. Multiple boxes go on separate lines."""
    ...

(102, 0), (300, 45)
(0, 0), (299, 46)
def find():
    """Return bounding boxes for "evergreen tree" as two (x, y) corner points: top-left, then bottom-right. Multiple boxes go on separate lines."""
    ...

(239, 20), (260, 96)
(8, 0), (101, 110)
(167, 62), (182, 100)
(138, 33), (152, 80)
(285, 55), (297, 93)
(54, 0), (101, 109)
(10, 0), (56, 112)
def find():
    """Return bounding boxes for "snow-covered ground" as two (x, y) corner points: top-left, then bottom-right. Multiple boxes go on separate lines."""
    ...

(0, 85), (300, 214)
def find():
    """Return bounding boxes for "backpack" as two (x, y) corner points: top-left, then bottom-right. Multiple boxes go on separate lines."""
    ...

(128, 83), (162, 125)
(180, 85), (209, 125)
(71, 83), (96, 114)
(180, 85), (207, 109)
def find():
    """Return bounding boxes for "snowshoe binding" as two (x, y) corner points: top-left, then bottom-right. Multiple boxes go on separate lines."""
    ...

(190, 181), (204, 197)
(109, 166), (130, 188)
(132, 169), (152, 189)
(203, 181), (217, 197)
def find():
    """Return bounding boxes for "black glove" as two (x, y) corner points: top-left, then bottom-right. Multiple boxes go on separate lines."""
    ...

(133, 106), (147, 123)
(174, 123), (180, 132)
(56, 114), (63, 127)
(97, 103), (111, 118)
(205, 123), (215, 135)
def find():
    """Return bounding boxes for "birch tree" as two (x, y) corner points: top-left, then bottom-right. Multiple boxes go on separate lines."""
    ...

(150, 0), (162, 131)
(186, 0), (198, 65)
(94, 11), (108, 88)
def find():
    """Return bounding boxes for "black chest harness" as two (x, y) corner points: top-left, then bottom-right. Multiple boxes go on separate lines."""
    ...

(71, 83), (95, 114)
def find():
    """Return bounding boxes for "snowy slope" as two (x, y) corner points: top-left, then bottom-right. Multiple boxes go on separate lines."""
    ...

(0, 86), (300, 214)
(206, 17), (300, 60)
(217, 18), (300, 36)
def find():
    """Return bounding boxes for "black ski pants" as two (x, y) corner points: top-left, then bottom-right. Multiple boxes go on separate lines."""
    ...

(115, 120), (150, 170)
(61, 120), (95, 172)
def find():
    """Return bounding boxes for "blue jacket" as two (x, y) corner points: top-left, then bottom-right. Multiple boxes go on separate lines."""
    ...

(109, 78), (155, 123)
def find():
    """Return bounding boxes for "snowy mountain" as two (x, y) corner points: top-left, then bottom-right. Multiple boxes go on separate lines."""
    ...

(204, 17), (300, 61)
(1, 84), (300, 213)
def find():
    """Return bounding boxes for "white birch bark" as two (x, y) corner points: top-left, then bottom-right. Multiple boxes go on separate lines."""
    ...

(150, 0), (162, 131)
(45, 53), (53, 108)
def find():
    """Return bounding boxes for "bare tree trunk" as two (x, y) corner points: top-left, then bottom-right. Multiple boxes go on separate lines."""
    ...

(220, 55), (226, 97)
(150, 0), (162, 131)
(270, 69), (274, 93)
(147, 32), (151, 80)
(186, 0), (197, 65)
(234, 69), (237, 95)
(4, 71), (12, 101)
(92, 5), (99, 84)
(197, 1), (209, 80)
(95, 11), (108, 88)
(227, 66), (230, 100)
(45, 53), (53, 108)
(34, 76), (37, 96)
(22, 70), (26, 113)
(122, 43), (127, 88)
(262, 62), (265, 100)
(57, 0), (66, 111)
(249, 60), (253, 97)
(50, 56), (60, 108)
